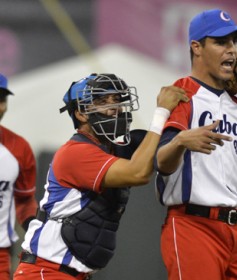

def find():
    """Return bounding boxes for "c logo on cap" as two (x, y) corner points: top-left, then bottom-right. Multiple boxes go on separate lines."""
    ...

(220, 11), (231, 21)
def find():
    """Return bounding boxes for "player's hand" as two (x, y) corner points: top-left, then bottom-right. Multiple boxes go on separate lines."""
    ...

(157, 86), (189, 112)
(177, 120), (232, 154)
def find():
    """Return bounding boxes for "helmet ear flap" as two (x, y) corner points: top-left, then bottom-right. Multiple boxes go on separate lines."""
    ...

(67, 81), (77, 102)
(59, 81), (77, 114)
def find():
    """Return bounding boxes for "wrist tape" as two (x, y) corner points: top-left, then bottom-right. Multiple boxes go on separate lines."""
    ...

(149, 107), (170, 135)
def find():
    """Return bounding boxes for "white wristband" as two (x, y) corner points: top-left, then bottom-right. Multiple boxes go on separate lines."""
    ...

(149, 107), (170, 135)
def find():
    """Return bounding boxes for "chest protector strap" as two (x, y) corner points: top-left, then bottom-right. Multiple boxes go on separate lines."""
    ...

(61, 133), (130, 269)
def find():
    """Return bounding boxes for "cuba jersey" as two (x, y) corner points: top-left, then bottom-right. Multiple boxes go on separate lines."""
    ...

(22, 135), (119, 273)
(156, 77), (237, 207)
(0, 125), (36, 247)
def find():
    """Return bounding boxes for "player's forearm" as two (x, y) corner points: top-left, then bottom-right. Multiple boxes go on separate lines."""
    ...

(103, 109), (169, 188)
(103, 131), (161, 188)
(127, 107), (171, 182)
(129, 131), (161, 181)
(157, 135), (186, 174)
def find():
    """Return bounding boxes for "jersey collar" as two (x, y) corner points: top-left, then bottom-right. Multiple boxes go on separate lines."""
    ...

(190, 76), (224, 97)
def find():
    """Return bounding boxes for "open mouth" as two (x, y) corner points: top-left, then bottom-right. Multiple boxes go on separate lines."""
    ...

(221, 59), (235, 70)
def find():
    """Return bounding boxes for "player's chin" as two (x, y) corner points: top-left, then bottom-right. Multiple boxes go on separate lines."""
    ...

(221, 73), (234, 82)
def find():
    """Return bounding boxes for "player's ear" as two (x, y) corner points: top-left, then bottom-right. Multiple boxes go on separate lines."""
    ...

(74, 110), (88, 123)
(190, 40), (202, 56)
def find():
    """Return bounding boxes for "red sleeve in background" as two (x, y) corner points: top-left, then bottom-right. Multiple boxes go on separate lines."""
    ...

(1, 126), (38, 225)
(13, 136), (38, 225)
(15, 196), (37, 226)
(13, 138), (36, 197)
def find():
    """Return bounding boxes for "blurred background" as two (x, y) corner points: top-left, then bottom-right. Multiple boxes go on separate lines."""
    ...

(0, 0), (236, 279)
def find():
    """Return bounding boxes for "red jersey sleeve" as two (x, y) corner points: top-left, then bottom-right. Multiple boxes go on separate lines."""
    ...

(164, 77), (200, 131)
(14, 139), (36, 197)
(1, 126), (36, 197)
(0, 126), (37, 225)
(53, 140), (119, 193)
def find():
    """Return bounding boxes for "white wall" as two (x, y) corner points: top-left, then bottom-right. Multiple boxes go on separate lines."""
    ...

(2, 44), (182, 154)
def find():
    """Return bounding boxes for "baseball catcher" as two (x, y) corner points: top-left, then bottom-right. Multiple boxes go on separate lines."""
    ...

(14, 73), (188, 280)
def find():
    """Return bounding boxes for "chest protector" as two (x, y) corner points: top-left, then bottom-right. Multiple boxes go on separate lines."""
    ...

(61, 133), (130, 269)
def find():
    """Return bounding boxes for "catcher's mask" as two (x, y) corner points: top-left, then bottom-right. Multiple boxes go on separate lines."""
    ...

(60, 73), (139, 145)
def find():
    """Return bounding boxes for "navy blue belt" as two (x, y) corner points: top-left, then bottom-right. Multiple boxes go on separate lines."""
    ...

(169, 204), (237, 225)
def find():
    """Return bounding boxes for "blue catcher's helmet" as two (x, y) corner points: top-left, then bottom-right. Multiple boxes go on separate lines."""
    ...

(60, 73), (139, 145)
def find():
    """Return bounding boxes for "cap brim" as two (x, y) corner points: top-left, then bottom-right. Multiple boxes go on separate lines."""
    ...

(0, 88), (14, 95)
(208, 26), (237, 37)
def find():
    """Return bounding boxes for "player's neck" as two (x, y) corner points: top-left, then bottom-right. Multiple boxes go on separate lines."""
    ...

(191, 70), (224, 90)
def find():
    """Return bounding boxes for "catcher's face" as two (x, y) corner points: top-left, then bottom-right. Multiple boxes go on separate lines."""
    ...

(197, 34), (237, 88)
(88, 94), (123, 117)
(0, 95), (7, 122)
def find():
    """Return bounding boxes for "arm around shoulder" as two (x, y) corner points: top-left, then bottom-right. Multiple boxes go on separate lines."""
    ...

(102, 85), (190, 188)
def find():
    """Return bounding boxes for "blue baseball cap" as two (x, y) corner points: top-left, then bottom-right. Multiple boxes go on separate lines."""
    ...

(59, 74), (97, 113)
(0, 74), (13, 95)
(62, 74), (97, 105)
(189, 9), (237, 44)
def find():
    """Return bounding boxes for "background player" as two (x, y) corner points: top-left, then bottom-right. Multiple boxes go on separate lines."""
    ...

(0, 73), (37, 280)
(155, 9), (237, 280)
(14, 73), (188, 280)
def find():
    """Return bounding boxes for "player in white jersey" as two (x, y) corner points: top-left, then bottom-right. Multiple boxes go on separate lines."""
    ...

(0, 74), (37, 280)
(13, 73), (189, 280)
(155, 9), (237, 280)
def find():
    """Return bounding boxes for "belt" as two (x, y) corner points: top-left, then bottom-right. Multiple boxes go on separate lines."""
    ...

(20, 251), (91, 280)
(36, 208), (64, 223)
(168, 204), (237, 225)
(36, 208), (48, 223)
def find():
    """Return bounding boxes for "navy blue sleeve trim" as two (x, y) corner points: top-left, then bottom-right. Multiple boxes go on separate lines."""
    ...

(153, 127), (180, 173)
